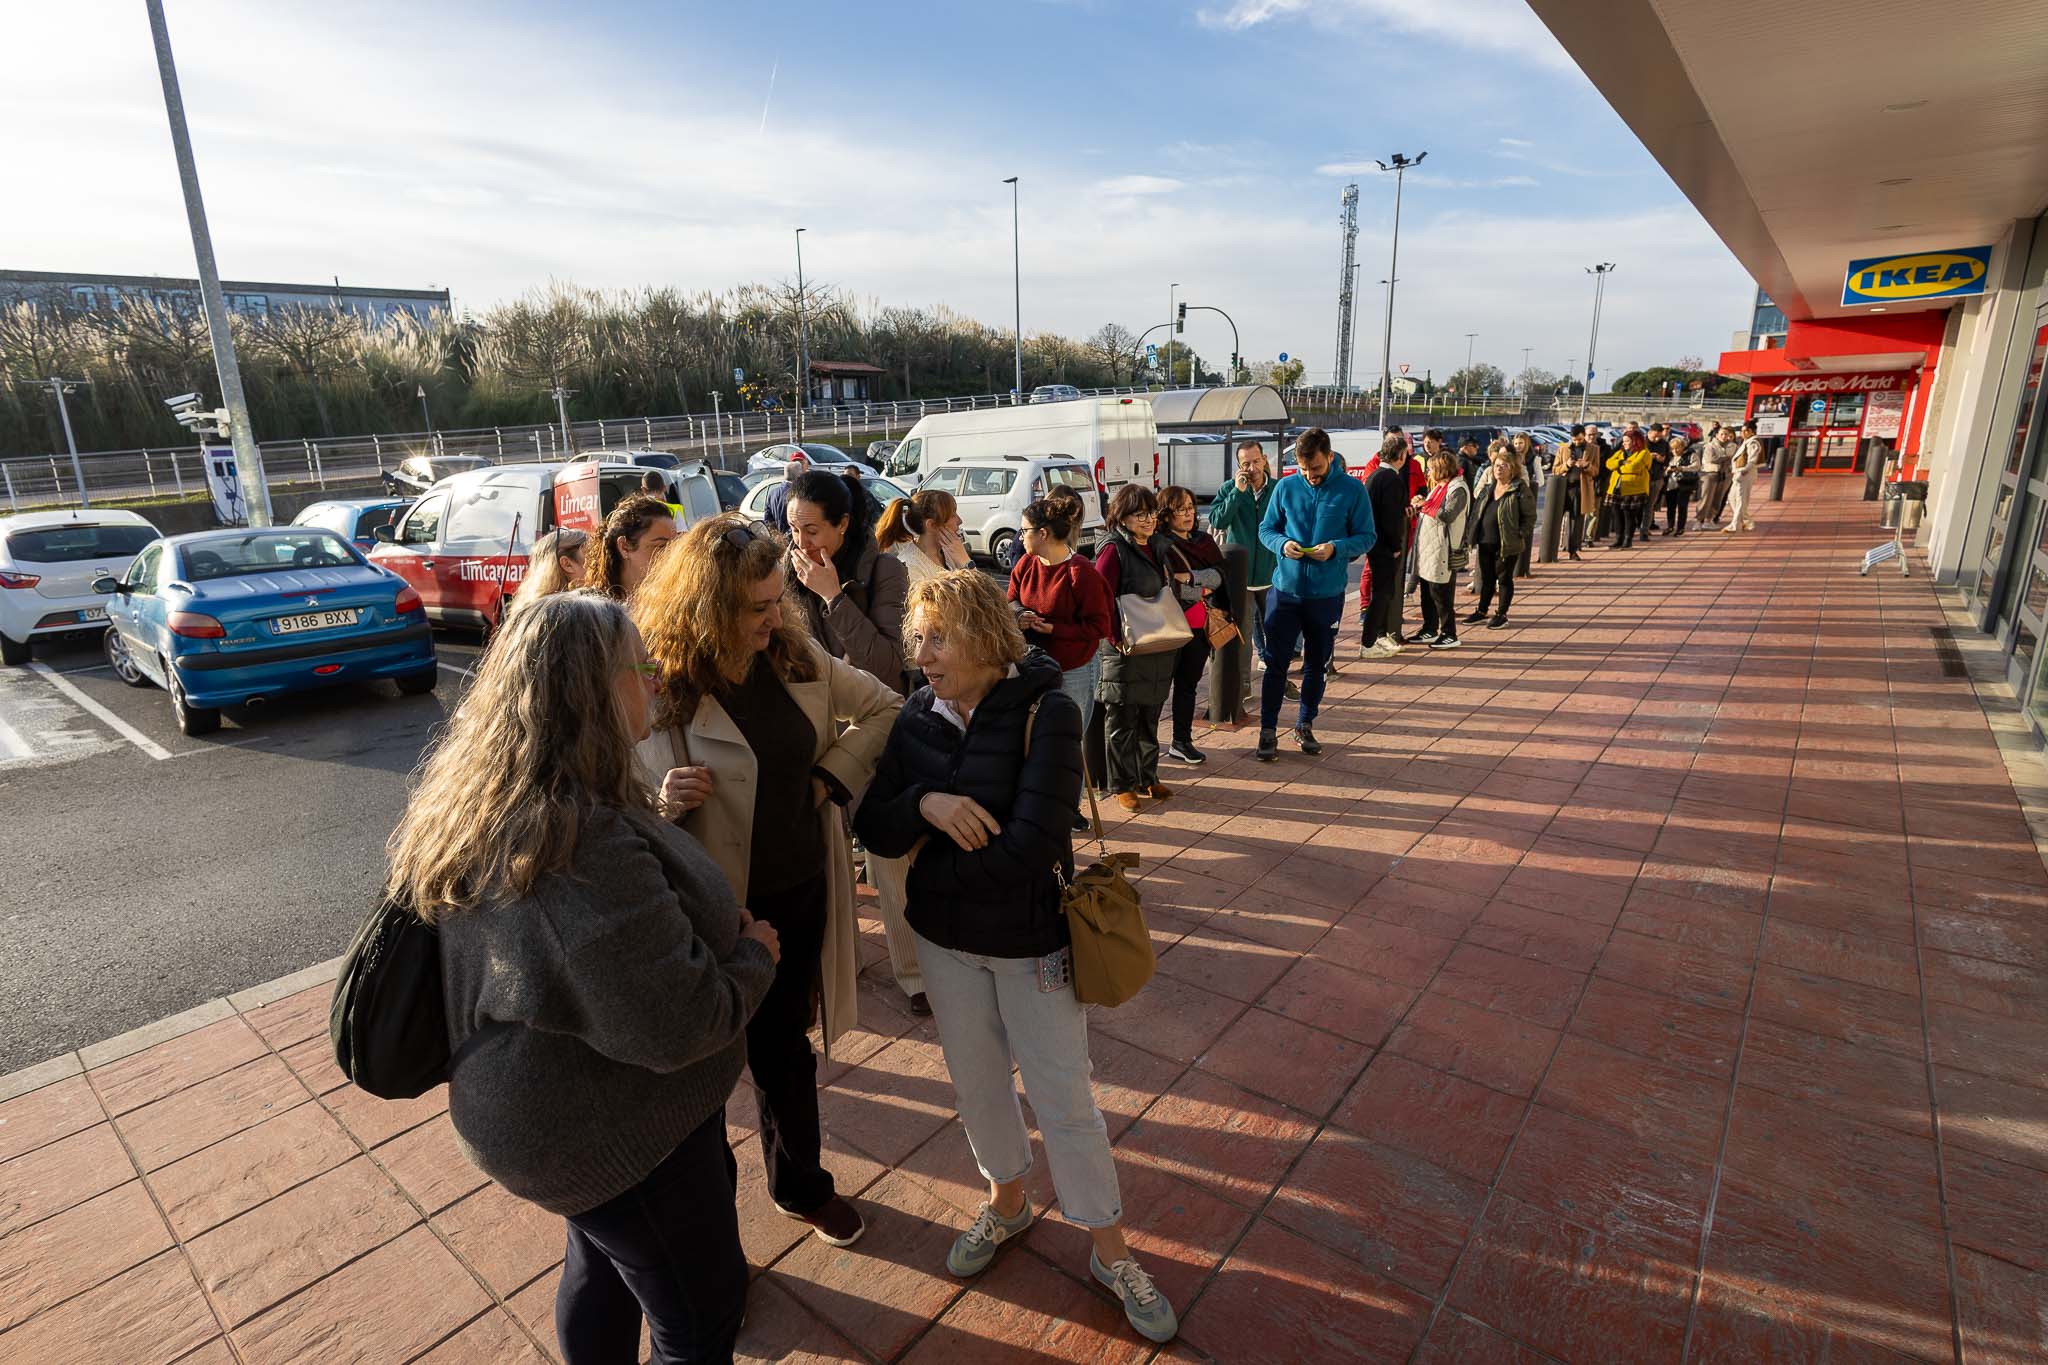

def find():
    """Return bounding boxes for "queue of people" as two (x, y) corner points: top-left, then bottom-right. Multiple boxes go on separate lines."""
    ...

(403, 495), (1182, 1362)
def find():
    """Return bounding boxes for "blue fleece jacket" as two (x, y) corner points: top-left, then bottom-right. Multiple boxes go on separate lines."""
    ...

(1258, 469), (1377, 599)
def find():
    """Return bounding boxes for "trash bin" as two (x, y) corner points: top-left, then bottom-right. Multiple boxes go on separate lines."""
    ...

(1901, 500), (1926, 531)
(1878, 482), (1903, 528)
(1892, 479), (1929, 533)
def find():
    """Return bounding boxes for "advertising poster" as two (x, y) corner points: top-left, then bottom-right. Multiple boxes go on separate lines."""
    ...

(1865, 389), (1905, 440)
(1753, 396), (1791, 437)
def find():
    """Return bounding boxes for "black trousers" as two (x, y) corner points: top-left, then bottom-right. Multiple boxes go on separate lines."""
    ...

(1169, 633), (1212, 745)
(745, 871), (834, 1215)
(1561, 487), (1584, 554)
(557, 1109), (747, 1364)
(1104, 701), (1164, 792)
(1362, 548), (1401, 643)
(1418, 572), (1457, 640)
(1612, 496), (1644, 548)
(1474, 545), (1515, 619)
(1664, 488), (1690, 534)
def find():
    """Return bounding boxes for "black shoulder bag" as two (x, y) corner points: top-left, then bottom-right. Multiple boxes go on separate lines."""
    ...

(329, 896), (453, 1100)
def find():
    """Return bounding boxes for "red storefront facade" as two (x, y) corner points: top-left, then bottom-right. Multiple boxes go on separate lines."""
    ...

(1717, 311), (1949, 476)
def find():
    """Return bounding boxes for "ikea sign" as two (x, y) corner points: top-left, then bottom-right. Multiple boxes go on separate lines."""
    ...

(1842, 245), (1992, 307)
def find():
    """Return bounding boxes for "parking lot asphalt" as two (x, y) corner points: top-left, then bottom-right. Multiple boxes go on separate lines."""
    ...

(0, 630), (483, 1073)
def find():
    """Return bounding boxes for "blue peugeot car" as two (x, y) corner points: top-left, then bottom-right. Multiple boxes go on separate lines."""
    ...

(96, 527), (437, 736)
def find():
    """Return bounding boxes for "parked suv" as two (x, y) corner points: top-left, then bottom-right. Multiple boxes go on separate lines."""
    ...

(917, 455), (1104, 569)
(382, 453), (493, 497)
(0, 509), (160, 664)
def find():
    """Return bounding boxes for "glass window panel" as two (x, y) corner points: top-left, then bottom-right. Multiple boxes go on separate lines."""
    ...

(2005, 324), (2047, 476)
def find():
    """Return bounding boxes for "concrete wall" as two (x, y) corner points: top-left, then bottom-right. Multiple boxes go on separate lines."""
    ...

(104, 479), (386, 537)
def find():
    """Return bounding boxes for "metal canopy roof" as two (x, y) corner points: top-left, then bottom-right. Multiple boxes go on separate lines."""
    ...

(1149, 385), (1290, 430)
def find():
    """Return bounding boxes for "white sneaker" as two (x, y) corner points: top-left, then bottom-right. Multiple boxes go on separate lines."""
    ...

(1355, 639), (1395, 661)
(1378, 634), (1404, 654)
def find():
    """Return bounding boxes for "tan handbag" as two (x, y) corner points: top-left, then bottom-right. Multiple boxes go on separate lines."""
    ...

(1204, 609), (1239, 649)
(1026, 701), (1155, 1007)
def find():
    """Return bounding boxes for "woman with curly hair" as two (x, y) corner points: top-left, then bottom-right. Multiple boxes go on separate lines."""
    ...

(505, 527), (588, 617)
(628, 513), (901, 1251)
(584, 492), (677, 601)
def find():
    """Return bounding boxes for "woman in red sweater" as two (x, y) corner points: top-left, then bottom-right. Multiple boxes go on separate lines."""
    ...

(1008, 498), (1113, 817)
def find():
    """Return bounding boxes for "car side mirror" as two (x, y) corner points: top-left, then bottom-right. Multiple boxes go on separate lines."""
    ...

(372, 524), (397, 543)
(92, 575), (123, 595)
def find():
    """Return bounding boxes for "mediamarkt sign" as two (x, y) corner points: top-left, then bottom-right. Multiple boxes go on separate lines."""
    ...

(1758, 373), (1904, 396)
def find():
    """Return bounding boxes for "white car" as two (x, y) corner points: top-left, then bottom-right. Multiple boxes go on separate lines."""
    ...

(0, 509), (161, 664)
(737, 474), (912, 527)
(743, 442), (878, 479)
(918, 455), (1105, 569)
(1029, 384), (1084, 404)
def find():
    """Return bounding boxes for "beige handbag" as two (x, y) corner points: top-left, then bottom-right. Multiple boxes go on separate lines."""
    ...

(1111, 539), (1193, 656)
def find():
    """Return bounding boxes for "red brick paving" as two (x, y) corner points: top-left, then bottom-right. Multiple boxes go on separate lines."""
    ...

(2, 482), (2046, 1362)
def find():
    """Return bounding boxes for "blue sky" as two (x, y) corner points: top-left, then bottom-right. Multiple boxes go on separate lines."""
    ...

(7, 0), (1757, 386)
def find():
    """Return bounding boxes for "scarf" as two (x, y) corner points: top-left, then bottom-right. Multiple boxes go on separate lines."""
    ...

(1421, 481), (1450, 517)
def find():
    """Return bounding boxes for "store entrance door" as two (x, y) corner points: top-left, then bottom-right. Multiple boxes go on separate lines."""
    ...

(1786, 394), (1867, 472)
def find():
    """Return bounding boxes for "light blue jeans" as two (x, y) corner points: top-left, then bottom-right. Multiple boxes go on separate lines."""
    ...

(914, 931), (1122, 1228)
(1058, 655), (1099, 717)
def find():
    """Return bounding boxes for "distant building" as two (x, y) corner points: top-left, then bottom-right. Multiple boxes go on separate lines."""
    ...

(1737, 285), (1788, 351)
(807, 360), (886, 405)
(0, 270), (451, 326)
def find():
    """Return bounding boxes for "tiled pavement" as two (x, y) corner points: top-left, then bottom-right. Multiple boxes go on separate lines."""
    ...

(4, 480), (2048, 1364)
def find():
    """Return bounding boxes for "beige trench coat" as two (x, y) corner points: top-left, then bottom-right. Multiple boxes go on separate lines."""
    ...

(635, 642), (901, 1055)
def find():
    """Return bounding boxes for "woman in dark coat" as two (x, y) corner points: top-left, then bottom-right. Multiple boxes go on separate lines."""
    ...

(1159, 484), (1225, 764)
(783, 469), (909, 694)
(853, 569), (1179, 1346)
(1091, 485), (1180, 811)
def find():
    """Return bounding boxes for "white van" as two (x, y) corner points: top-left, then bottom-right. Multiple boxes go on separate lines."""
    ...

(919, 455), (1105, 569)
(897, 396), (1156, 509)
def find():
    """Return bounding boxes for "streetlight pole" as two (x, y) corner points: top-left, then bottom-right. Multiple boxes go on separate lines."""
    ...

(1463, 332), (1476, 406)
(144, 0), (272, 524)
(1004, 177), (1022, 402)
(551, 382), (575, 456)
(39, 378), (91, 506)
(1521, 347), (1533, 397)
(794, 227), (810, 437)
(1372, 151), (1425, 432)
(1578, 263), (1616, 424)
(416, 383), (431, 432)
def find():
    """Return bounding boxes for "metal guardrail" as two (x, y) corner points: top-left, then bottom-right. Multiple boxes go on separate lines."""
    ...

(0, 383), (1742, 511)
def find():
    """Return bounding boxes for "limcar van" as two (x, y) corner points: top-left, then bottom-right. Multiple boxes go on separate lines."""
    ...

(369, 458), (718, 629)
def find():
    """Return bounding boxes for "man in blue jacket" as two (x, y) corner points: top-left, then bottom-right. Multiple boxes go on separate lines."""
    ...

(1255, 427), (1376, 762)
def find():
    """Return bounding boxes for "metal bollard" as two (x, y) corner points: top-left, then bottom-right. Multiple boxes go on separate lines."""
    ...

(1770, 444), (1793, 502)
(1537, 470), (1565, 565)
(170, 450), (184, 496)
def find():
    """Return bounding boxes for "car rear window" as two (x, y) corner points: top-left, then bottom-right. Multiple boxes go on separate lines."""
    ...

(6, 525), (158, 563)
(179, 533), (356, 581)
(353, 506), (403, 539)
(1048, 466), (1095, 495)
(799, 445), (851, 464)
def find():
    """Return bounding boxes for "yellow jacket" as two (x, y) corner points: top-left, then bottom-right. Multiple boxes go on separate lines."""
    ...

(1605, 447), (1651, 497)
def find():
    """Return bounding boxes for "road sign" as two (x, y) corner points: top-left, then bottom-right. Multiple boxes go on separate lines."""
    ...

(1278, 352), (1289, 363)
(734, 368), (745, 383)
(1399, 363), (1411, 375)
(1146, 344), (1158, 361)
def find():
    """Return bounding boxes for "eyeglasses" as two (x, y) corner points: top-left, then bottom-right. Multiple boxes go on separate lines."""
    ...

(628, 661), (662, 678)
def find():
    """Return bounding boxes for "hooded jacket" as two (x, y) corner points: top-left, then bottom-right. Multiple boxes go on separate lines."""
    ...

(1258, 467), (1377, 599)
(853, 650), (1082, 959)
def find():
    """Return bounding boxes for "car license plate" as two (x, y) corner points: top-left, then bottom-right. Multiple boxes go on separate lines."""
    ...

(76, 606), (107, 623)
(271, 608), (361, 635)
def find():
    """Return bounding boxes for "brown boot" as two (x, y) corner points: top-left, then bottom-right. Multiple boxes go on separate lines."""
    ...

(1146, 782), (1173, 800)
(1115, 791), (1143, 813)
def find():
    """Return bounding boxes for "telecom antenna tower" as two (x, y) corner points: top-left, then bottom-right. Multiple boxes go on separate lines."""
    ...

(1334, 183), (1360, 390)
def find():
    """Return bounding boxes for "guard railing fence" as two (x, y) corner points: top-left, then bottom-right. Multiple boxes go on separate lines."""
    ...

(0, 384), (1748, 511)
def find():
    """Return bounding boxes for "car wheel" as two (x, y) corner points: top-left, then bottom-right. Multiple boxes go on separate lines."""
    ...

(0, 631), (28, 665)
(105, 629), (151, 687)
(395, 670), (437, 696)
(167, 664), (221, 737)
(990, 531), (1021, 571)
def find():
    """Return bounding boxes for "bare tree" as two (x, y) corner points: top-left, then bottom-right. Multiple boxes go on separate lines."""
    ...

(1088, 323), (1140, 383)
(245, 304), (361, 435)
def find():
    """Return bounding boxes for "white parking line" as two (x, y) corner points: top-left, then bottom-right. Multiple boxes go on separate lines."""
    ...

(437, 661), (473, 681)
(0, 709), (33, 761)
(27, 662), (173, 761)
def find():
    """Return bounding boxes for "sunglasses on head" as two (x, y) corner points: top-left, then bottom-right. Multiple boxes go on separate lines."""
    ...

(718, 523), (760, 554)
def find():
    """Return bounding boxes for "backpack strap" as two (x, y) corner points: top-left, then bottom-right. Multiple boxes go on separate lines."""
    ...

(1023, 696), (1106, 857)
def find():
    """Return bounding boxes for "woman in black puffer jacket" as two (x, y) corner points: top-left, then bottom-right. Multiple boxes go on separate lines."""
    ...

(853, 569), (1180, 1347)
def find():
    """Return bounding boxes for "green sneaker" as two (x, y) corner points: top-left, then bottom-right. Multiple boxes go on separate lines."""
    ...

(947, 1197), (1033, 1277)
(1091, 1250), (1179, 1343)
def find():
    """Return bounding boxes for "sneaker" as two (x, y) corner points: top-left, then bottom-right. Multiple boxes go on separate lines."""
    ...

(908, 992), (932, 1017)
(1091, 1251), (1179, 1343)
(1462, 610), (1487, 624)
(947, 1197), (1034, 1277)
(1254, 728), (1279, 762)
(1487, 615), (1509, 630)
(1146, 782), (1173, 800)
(1292, 725), (1322, 755)
(1323, 658), (1343, 677)
(1284, 680), (1300, 701)
(1115, 792), (1143, 813)
(1430, 635), (1463, 649)
(775, 1195), (865, 1248)
(1412, 631), (1440, 645)
(1164, 740), (1206, 765)
(1378, 634), (1403, 653)
(1072, 811), (1092, 832)
(1355, 639), (1393, 661)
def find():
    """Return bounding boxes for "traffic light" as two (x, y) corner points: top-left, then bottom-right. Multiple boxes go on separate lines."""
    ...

(1176, 302), (1186, 333)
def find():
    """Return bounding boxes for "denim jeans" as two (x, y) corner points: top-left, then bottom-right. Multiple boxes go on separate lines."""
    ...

(1258, 591), (1343, 731)
(914, 932), (1122, 1227)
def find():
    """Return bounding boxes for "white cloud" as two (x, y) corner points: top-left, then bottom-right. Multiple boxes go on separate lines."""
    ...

(1498, 137), (1535, 148)
(1196, 0), (1574, 71)
(1093, 175), (1187, 196)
